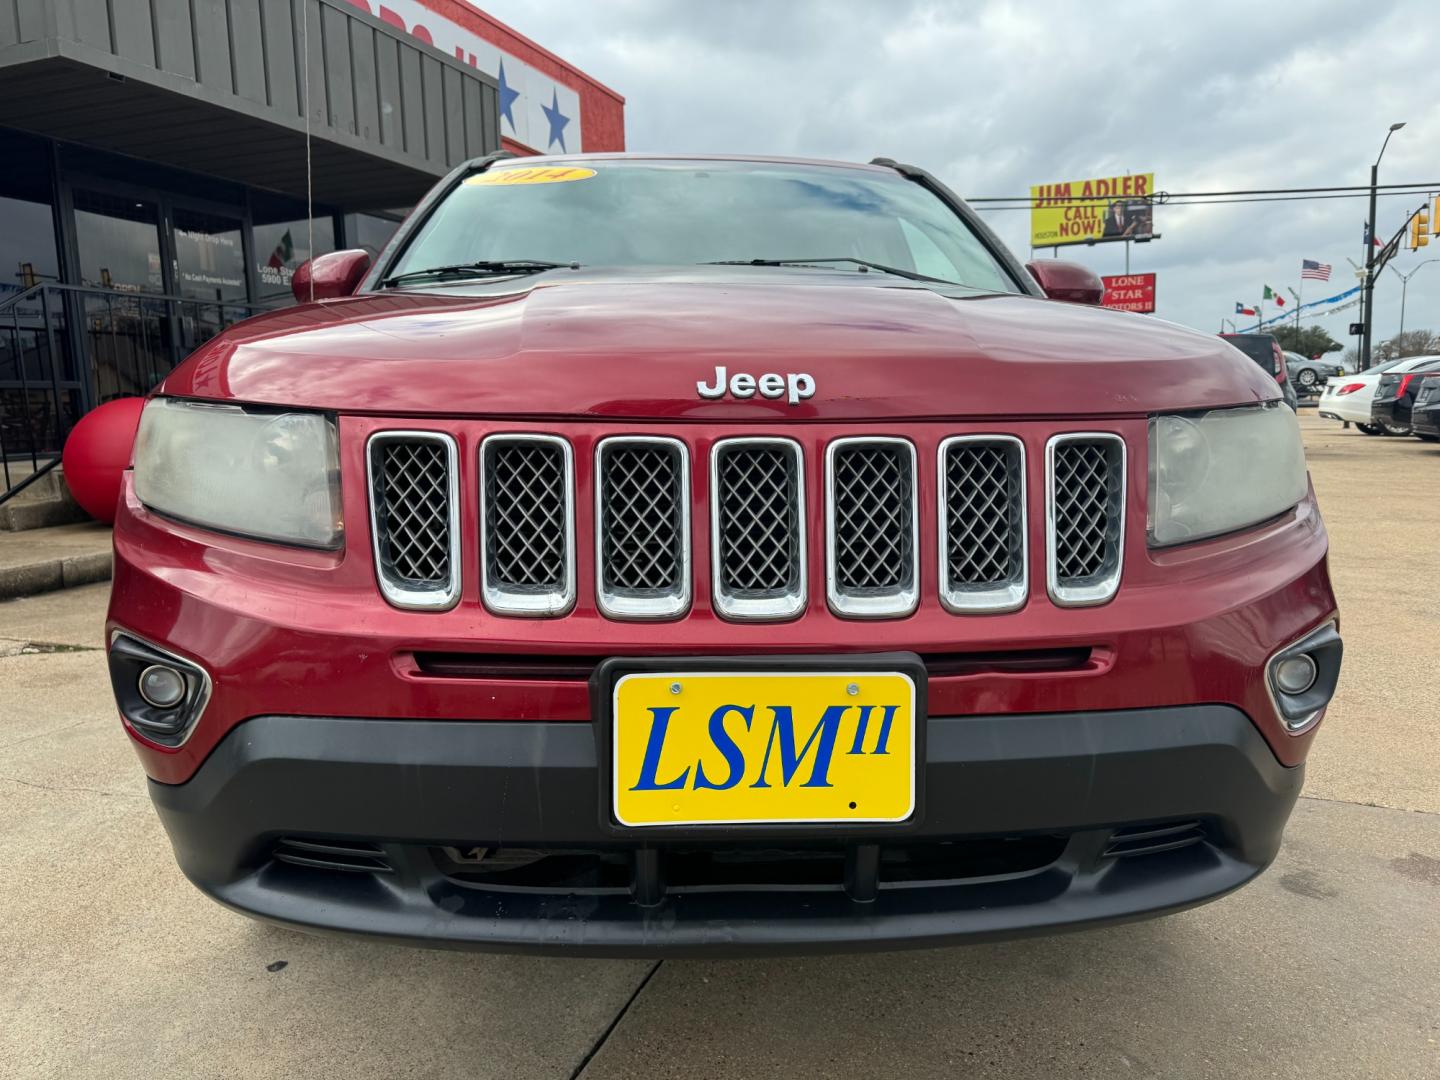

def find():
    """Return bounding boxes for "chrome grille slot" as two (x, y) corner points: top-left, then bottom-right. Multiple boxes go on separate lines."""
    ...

(480, 434), (575, 616)
(826, 437), (918, 618)
(596, 437), (690, 619)
(939, 436), (1027, 613)
(366, 431), (460, 611)
(710, 439), (806, 620)
(1046, 433), (1125, 606)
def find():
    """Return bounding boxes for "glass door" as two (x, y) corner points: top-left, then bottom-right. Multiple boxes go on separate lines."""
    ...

(72, 189), (165, 293)
(170, 204), (250, 352)
(71, 189), (171, 403)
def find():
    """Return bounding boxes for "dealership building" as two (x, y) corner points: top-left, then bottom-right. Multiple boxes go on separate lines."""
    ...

(0, 0), (623, 496)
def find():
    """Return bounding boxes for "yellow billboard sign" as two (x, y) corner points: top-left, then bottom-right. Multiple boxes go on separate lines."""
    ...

(1029, 173), (1155, 248)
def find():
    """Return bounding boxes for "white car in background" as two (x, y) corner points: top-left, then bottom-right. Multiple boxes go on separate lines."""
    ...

(1318, 355), (1433, 434)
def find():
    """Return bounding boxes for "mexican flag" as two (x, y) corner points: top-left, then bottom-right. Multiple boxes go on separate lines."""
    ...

(1264, 285), (1286, 307)
(267, 229), (295, 270)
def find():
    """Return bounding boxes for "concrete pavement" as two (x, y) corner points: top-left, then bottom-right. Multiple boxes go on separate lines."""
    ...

(1, 414), (1437, 1079)
(0, 638), (654, 1080)
(583, 797), (1440, 1080)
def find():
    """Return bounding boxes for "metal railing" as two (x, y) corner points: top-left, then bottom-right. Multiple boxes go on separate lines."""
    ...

(0, 282), (262, 504)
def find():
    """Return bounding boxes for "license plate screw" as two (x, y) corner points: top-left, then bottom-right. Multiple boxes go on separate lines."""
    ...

(847, 683), (859, 696)
(670, 682), (682, 695)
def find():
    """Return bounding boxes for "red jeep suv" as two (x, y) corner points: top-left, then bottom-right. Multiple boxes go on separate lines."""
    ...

(107, 155), (1341, 955)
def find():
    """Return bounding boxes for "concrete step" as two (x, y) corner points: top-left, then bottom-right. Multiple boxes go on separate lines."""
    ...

(0, 467), (92, 532)
(0, 521), (113, 601)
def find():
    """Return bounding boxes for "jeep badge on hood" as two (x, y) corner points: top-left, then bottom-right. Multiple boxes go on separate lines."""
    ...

(697, 365), (816, 405)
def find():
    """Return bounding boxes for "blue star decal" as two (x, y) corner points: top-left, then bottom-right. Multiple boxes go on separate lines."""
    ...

(497, 61), (520, 132)
(541, 88), (570, 152)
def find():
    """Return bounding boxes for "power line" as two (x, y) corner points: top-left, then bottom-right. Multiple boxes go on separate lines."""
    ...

(967, 180), (1440, 204)
(973, 189), (1437, 211)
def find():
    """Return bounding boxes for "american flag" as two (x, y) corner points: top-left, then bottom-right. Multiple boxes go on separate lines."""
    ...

(1301, 259), (1332, 282)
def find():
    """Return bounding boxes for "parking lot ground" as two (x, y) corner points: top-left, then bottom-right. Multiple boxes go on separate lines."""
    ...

(2, 414), (1438, 1080)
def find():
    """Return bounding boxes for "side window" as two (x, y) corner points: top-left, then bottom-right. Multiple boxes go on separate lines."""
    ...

(898, 219), (959, 281)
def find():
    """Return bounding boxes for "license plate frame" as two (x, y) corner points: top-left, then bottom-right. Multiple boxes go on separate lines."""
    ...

(590, 652), (927, 838)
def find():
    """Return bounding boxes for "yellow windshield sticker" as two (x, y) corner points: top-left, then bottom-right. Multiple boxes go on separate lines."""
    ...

(466, 166), (597, 187)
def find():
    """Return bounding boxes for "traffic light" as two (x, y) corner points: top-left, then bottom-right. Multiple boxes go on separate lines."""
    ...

(1412, 202), (1431, 250)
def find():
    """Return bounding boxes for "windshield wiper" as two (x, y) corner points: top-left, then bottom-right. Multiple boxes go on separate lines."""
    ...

(381, 259), (575, 287)
(702, 257), (958, 285)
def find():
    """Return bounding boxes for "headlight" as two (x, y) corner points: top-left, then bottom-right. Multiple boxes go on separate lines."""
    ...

(133, 398), (342, 548)
(1148, 402), (1307, 546)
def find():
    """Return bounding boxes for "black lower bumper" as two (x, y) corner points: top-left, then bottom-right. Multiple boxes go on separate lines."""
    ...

(1411, 403), (1439, 436)
(150, 706), (1302, 956)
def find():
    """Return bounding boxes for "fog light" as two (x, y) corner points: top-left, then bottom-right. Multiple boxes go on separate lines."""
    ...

(137, 664), (186, 708)
(1273, 654), (1318, 695)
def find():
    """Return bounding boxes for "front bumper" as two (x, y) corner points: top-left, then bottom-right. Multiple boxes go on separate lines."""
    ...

(151, 704), (1301, 956)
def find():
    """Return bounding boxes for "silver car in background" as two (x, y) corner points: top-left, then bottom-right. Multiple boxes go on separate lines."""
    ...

(1285, 351), (1346, 394)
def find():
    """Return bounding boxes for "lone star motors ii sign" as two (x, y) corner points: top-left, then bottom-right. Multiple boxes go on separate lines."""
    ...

(1101, 273), (1157, 314)
(1030, 173), (1155, 248)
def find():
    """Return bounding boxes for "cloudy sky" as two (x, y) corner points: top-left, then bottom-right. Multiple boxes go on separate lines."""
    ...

(478, 0), (1440, 351)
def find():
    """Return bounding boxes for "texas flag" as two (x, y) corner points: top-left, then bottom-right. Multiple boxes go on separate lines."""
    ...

(1235, 302), (1256, 315)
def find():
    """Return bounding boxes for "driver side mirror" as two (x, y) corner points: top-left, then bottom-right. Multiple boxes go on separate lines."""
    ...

(292, 249), (373, 303)
(1025, 260), (1105, 305)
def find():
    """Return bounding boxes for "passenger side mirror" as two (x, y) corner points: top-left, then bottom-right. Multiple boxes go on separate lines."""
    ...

(292, 249), (373, 303)
(1025, 260), (1105, 306)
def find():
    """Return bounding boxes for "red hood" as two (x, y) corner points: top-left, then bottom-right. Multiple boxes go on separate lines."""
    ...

(164, 274), (1278, 420)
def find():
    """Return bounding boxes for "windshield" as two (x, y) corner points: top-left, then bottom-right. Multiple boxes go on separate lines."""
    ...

(386, 160), (1019, 292)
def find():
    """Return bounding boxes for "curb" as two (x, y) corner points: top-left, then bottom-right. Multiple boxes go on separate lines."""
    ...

(0, 551), (113, 602)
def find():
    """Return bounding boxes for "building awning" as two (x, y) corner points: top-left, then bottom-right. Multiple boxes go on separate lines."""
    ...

(0, 0), (500, 209)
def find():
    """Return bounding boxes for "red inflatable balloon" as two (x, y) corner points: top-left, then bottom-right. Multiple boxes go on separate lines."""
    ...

(62, 398), (146, 524)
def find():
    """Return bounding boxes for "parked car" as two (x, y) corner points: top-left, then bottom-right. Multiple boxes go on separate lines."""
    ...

(109, 153), (1341, 955)
(1370, 356), (1440, 435)
(1219, 333), (1299, 410)
(1410, 373), (1440, 441)
(1283, 351), (1345, 394)
(1317, 355), (1421, 434)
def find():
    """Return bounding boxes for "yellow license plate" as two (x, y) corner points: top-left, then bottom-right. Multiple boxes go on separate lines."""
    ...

(611, 671), (916, 828)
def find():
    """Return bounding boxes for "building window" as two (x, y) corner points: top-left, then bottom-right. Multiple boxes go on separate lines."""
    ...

(173, 208), (248, 304)
(0, 130), (76, 454)
(345, 212), (403, 260)
(252, 193), (336, 306)
(0, 130), (60, 298)
(72, 190), (164, 293)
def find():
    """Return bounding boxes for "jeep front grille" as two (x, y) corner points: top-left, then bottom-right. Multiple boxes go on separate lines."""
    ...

(480, 434), (575, 616)
(1046, 433), (1126, 606)
(710, 438), (806, 620)
(938, 436), (1027, 613)
(367, 432), (460, 610)
(364, 427), (1129, 618)
(826, 438), (918, 617)
(596, 437), (691, 619)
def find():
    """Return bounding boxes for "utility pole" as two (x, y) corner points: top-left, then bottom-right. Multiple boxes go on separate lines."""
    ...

(1289, 286), (1301, 339)
(1361, 122), (1406, 370)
